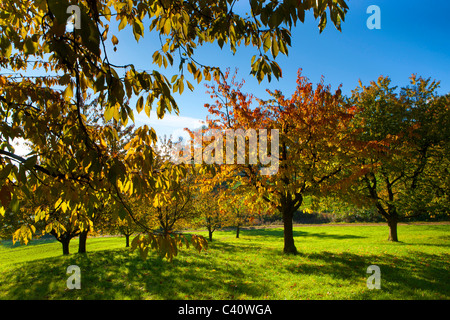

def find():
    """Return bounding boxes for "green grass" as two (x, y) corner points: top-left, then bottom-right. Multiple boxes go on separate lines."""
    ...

(0, 223), (449, 300)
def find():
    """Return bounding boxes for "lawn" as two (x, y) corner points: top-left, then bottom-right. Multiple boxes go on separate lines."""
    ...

(0, 223), (448, 300)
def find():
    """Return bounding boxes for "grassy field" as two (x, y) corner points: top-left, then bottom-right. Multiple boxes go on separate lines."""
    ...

(0, 223), (448, 300)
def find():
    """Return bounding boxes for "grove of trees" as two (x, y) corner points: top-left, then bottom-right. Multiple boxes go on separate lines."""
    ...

(195, 69), (449, 252)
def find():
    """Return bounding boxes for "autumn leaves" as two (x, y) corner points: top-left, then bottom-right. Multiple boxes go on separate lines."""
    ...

(197, 69), (449, 250)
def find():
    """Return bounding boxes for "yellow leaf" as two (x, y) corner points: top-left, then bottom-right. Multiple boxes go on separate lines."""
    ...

(111, 35), (119, 46)
(163, 18), (171, 34)
(63, 82), (73, 101)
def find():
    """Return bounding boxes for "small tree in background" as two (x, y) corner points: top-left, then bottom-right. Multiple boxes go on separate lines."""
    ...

(192, 184), (223, 242)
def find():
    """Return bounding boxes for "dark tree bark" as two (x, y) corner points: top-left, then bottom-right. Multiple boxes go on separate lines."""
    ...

(50, 230), (78, 255)
(282, 209), (298, 254)
(61, 237), (71, 255)
(205, 215), (217, 242)
(364, 173), (400, 242)
(208, 228), (214, 242)
(387, 213), (399, 242)
(78, 230), (88, 253)
(125, 234), (130, 247)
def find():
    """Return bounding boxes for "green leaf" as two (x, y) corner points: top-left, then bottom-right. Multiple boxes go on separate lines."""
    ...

(130, 235), (141, 251)
(78, 3), (100, 56)
(24, 38), (38, 55)
(9, 194), (19, 213)
(59, 74), (71, 86)
(47, 0), (70, 25)
(16, 165), (26, 184)
(268, 8), (282, 29)
(0, 164), (13, 181)
(108, 162), (119, 184)
(24, 155), (38, 168)
(93, 73), (105, 92)
(3, 41), (12, 58)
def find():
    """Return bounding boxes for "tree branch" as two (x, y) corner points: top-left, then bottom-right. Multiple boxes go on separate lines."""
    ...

(0, 149), (89, 183)
(0, 149), (60, 178)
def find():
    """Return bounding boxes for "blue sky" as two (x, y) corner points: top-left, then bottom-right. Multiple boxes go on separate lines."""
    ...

(13, 0), (449, 156)
(106, 0), (449, 140)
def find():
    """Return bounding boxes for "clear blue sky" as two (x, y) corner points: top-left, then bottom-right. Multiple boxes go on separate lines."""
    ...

(103, 0), (450, 139)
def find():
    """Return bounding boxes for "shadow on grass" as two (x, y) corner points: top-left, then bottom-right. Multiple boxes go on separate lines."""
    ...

(0, 246), (267, 300)
(286, 250), (450, 299)
(0, 237), (57, 249)
(239, 228), (367, 240)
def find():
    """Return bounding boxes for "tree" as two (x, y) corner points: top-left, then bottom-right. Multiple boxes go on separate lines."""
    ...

(140, 136), (200, 235)
(347, 76), (450, 241)
(0, 0), (348, 259)
(192, 180), (223, 242)
(96, 195), (153, 248)
(77, 103), (135, 253)
(3, 97), (134, 255)
(118, 218), (135, 248)
(202, 69), (357, 254)
(107, 200), (144, 248)
(220, 193), (247, 238)
(218, 184), (272, 238)
(153, 167), (197, 235)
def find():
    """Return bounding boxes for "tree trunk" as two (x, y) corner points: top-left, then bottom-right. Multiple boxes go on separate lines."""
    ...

(282, 209), (298, 254)
(387, 217), (398, 242)
(78, 230), (88, 253)
(208, 229), (213, 242)
(61, 237), (71, 255)
(125, 234), (130, 247)
(236, 225), (240, 238)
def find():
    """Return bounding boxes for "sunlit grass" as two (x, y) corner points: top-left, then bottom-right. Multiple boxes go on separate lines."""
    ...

(0, 223), (448, 300)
